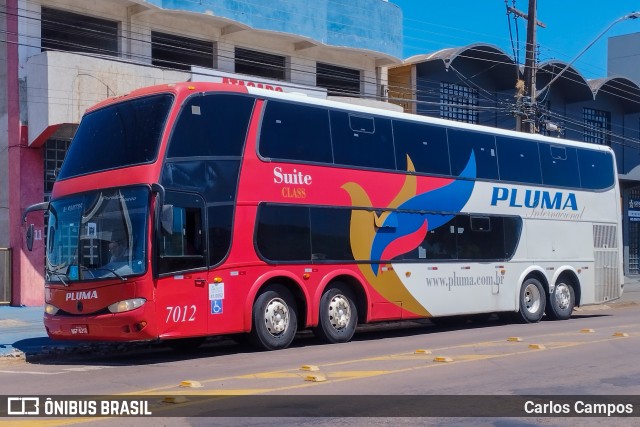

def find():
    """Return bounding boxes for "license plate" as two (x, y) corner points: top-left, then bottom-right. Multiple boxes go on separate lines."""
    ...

(70, 324), (89, 334)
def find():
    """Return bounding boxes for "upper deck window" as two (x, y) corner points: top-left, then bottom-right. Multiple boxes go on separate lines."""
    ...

(259, 100), (333, 163)
(57, 94), (173, 180)
(167, 93), (254, 158)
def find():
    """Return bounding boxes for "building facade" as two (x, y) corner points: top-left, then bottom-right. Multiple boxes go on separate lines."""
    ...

(1, 0), (403, 305)
(388, 43), (640, 275)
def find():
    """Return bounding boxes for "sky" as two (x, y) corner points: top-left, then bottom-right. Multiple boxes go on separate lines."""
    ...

(390, 1), (640, 79)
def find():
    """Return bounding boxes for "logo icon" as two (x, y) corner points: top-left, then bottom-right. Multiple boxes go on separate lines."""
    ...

(7, 397), (40, 415)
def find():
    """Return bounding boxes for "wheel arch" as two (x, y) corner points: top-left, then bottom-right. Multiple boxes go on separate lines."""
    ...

(244, 271), (309, 332)
(552, 267), (582, 307)
(313, 271), (369, 327)
(516, 267), (549, 311)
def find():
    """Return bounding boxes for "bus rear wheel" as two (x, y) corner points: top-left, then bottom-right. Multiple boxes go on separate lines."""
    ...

(249, 285), (298, 351)
(313, 283), (358, 344)
(517, 277), (546, 323)
(546, 280), (575, 320)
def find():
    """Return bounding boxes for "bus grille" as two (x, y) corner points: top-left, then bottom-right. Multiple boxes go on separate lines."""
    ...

(593, 224), (620, 302)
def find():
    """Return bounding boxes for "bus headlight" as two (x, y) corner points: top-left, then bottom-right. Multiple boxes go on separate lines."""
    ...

(45, 303), (59, 315)
(108, 298), (146, 313)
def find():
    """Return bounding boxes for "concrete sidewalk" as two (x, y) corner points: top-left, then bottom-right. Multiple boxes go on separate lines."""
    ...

(2, 278), (639, 360)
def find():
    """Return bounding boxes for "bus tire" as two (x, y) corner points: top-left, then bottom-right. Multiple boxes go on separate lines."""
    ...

(546, 280), (575, 320)
(249, 285), (298, 351)
(517, 277), (546, 323)
(313, 283), (358, 344)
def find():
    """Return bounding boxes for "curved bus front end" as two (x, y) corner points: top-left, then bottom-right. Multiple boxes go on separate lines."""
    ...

(42, 186), (158, 341)
(26, 86), (180, 341)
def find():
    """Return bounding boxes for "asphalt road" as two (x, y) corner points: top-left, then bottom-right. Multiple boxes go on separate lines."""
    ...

(1, 303), (640, 426)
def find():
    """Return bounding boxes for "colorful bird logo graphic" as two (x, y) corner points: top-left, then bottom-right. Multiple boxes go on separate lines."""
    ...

(341, 152), (476, 315)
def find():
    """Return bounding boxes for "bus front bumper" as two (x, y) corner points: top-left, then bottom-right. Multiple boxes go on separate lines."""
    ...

(44, 303), (157, 342)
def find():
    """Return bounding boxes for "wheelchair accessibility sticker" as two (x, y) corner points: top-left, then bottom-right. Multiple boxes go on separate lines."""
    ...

(211, 299), (223, 314)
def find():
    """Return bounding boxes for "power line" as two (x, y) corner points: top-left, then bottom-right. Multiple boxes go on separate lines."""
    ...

(1, 1), (640, 148)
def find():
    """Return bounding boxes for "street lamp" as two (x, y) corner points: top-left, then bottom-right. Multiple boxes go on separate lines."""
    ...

(536, 11), (640, 97)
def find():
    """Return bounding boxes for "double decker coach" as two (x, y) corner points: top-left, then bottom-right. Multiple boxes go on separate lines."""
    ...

(24, 82), (623, 350)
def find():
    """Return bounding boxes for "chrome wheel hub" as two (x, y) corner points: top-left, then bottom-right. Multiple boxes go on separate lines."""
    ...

(523, 283), (542, 313)
(328, 294), (351, 330)
(264, 298), (289, 337)
(554, 283), (571, 310)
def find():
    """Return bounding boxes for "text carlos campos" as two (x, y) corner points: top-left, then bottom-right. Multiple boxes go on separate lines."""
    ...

(525, 400), (635, 417)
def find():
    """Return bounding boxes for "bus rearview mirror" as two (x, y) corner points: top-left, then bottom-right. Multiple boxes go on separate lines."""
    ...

(26, 224), (34, 251)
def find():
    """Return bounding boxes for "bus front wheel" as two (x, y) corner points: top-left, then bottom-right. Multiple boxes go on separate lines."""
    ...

(546, 280), (575, 320)
(314, 283), (358, 344)
(250, 285), (298, 351)
(517, 277), (546, 323)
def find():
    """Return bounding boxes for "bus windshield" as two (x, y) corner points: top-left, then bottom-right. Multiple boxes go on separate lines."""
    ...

(46, 186), (149, 283)
(57, 94), (174, 180)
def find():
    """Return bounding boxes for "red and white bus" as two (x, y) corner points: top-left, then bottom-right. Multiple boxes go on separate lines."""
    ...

(24, 82), (623, 350)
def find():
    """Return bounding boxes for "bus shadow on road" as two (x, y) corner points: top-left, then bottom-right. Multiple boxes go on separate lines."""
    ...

(18, 312), (613, 366)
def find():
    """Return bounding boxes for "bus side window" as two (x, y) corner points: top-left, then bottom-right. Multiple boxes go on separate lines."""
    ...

(496, 136), (542, 184)
(457, 216), (505, 261)
(448, 129), (498, 180)
(256, 204), (311, 261)
(392, 120), (450, 175)
(540, 143), (580, 188)
(259, 100), (332, 163)
(577, 148), (615, 190)
(159, 192), (206, 275)
(167, 93), (254, 158)
(330, 111), (395, 170)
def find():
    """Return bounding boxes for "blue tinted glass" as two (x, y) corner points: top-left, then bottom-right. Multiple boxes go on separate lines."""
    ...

(578, 148), (615, 189)
(448, 129), (498, 179)
(539, 143), (580, 188)
(331, 111), (395, 170)
(59, 94), (172, 179)
(259, 100), (333, 163)
(496, 137), (542, 184)
(168, 94), (254, 157)
(393, 120), (450, 175)
(256, 204), (311, 261)
(349, 115), (375, 133)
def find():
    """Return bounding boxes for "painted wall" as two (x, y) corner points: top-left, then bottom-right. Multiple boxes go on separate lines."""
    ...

(26, 51), (189, 145)
(0, 0), (9, 248)
(608, 33), (640, 84)
(141, 0), (402, 59)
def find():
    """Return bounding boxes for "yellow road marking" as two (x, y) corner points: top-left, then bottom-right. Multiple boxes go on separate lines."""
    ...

(237, 372), (302, 379)
(15, 322), (640, 426)
(327, 370), (391, 378)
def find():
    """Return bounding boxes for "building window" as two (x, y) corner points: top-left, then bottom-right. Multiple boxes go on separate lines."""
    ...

(629, 187), (640, 275)
(151, 32), (214, 71)
(235, 47), (286, 80)
(41, 7), (118, 56)
(583, 108), (611, 145)
(316, 63), (361, 96)
(43, 138), (71, 245)
(439, 82), (479, 124)
(44, 139), (71, 197)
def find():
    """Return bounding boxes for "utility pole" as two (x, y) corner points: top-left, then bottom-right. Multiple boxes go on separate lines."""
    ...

(523, 0), (537, 133)
(508, 0), (545, 133)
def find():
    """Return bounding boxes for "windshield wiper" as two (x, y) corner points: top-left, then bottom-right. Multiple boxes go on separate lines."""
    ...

(46, 265), (70, 286)
(93, 267), (126, 281)
(80, 265), (126, 282)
